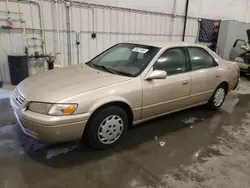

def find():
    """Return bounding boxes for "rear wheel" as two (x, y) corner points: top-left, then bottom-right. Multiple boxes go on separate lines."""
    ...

(86, 106), (128, 150)
(206, 84), (226, 110)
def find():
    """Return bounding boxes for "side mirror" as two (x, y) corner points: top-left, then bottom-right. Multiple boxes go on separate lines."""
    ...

(146, 70), (167, 80)
(240, 45), (248, 50)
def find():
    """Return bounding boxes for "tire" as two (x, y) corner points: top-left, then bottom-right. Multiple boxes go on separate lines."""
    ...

(86, 106), (128, 150)
(206, 84), (227, 110)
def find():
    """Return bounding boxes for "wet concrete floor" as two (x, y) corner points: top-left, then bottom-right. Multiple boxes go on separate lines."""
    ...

(1, 78), (250, 187)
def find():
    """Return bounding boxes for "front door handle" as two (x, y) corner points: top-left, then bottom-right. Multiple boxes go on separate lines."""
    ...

(216, 75), (220, 78)
(182, 81), (189, 85)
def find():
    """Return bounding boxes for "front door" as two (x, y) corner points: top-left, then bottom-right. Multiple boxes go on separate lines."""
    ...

(142, 47), (191, 119)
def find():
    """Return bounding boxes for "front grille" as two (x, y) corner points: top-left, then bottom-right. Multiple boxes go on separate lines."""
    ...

(12, 89), (27, 107)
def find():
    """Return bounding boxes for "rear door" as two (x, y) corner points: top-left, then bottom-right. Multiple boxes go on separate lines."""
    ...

(186, 47), (222, 105)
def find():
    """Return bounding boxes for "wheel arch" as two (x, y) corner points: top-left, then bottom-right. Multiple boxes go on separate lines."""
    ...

(218, 81), (229, 93)
(90, 101), (134, 125)
(83, 99), (134, 138)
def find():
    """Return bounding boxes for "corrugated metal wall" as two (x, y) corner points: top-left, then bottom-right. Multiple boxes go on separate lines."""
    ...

(76, 5), (198, 63)
(0, 0), (198, 82)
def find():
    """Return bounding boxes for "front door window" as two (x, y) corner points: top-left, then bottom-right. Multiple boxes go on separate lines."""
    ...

(153, 48), (187, 75)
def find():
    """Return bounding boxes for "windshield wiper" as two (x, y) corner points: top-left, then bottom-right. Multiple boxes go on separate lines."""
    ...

(98, 65), (134, 77)
(98, 65), (118, 74)
(86, 61), (95, 68)
(87, 61), (133, 77)
(111, 70), (134, 77)
(87, 62), (117, 74)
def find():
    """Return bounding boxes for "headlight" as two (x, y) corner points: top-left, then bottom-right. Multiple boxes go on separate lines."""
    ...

(28, 102), (78, 116)
(28, 102), (52, 114)
(48, 104), (78, 116)
(235, 57), (244, 62)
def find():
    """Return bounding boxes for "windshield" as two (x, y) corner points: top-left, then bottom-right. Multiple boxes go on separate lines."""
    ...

(87, 43), (159, 77)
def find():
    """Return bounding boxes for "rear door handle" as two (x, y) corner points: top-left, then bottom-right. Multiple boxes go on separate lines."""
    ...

(182, 81), (189, 85)
(216, 75), (220, 78)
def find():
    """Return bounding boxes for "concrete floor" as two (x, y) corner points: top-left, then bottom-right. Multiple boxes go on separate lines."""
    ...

(1, 78), (250, 188)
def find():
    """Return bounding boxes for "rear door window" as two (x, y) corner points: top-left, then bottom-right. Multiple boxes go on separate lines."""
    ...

(187, 47), (217, 71)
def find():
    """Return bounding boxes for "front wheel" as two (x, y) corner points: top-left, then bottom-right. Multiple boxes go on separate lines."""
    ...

(86, 106), (128, 150)
(206, 85), (226, 110)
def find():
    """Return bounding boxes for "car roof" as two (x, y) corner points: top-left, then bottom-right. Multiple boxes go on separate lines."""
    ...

(125, 41), (205, 48)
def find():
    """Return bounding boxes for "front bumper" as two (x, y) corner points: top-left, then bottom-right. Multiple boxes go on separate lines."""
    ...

(13, 111), (88, 142)
(11, 94), (90, 142)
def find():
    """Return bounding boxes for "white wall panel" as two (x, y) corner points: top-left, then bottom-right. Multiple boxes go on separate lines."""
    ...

(89, 0), (250, 22)
(73, 3), (191, 64)
(199, 0), (247, 21)
(117, 0), (175, 14)
(42, 1), (54, 29)
(244, 0), (250, 23)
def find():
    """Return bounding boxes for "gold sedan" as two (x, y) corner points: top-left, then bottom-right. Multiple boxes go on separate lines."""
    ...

(11, 41), (240, 149)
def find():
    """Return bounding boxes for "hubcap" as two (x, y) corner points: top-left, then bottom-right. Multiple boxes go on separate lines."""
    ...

(98, 115), (124, 144)
(214, 88), (225, 107)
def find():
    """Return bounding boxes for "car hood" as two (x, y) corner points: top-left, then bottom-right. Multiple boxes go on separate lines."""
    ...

(17, 64), (132, 103)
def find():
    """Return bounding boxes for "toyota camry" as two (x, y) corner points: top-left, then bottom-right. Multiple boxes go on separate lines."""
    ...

(11, 41), (240, 149)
